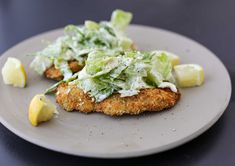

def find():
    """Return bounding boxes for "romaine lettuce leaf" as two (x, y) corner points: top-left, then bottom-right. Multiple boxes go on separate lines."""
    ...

(30, 56), (53, 75)
(71, 50), (175, 102)
(111, 9), (133, 31)
(54, 60), (73, 80)
(30, 10), (134, 76)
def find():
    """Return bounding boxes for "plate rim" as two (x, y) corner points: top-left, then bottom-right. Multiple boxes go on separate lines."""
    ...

(0, 24), (232, 158)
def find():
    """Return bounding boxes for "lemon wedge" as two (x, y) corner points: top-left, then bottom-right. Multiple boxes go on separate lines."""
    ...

(29, 94), (57, 126)
(154, 50), (180, 66)
(1, 57), (26, 88)
(174, 64), (204, 87)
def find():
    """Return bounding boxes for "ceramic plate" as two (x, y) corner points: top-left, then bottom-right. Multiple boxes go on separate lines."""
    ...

(0, 25), (231, 158)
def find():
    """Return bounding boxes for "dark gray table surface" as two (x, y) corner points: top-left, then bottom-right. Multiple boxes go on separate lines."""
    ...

(0, 0), (234, 165)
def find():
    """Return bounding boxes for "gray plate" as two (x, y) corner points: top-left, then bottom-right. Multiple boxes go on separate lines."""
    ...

(0, 25), (231, 158)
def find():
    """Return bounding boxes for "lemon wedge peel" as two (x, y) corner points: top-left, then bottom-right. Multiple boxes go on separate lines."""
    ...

(1, 57), (27, 88)
(174, 64), (204, 88)
(28, 94), (57, 126)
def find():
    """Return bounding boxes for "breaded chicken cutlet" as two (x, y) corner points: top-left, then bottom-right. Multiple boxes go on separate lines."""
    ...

(56, 83), (180, 116)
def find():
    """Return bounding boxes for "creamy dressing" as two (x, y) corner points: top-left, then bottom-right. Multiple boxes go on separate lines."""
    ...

(159, 82), (177, 93)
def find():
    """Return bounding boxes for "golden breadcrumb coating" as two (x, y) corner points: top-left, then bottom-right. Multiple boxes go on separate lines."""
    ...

(56, 83), (180, 116)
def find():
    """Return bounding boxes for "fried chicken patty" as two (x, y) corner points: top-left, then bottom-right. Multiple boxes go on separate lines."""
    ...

(44, 60), (83, 81)
(56, 83), (180, 116)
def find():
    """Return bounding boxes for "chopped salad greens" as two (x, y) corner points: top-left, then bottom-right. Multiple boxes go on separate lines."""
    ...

(31, 9), (178, 102)
(30, 9), (134, 78)
(46, 50), (177, 102)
